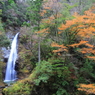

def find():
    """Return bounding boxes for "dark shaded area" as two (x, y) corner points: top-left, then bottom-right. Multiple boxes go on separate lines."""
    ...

(67, 0), (70, 3)
(3, 58), (8, 63)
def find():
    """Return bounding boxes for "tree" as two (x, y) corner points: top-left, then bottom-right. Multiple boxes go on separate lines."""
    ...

(27, 0), (43, 29)
(51, 8), (95, 60)
(0, 0), (29, 28)
(0, 9), (10, 47)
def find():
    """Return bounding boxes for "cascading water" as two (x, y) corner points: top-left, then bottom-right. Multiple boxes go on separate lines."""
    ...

(4, 33), (19, 85)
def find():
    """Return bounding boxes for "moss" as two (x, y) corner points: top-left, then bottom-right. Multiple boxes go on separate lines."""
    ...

(3, 68), (38, 95)
(3, 78), (33, 95)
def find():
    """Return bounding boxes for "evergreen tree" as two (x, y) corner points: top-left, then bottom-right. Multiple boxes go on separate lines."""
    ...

(27, 0), (43, 30)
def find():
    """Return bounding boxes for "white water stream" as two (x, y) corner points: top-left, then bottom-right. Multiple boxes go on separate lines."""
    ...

(4, 33), (19, 85)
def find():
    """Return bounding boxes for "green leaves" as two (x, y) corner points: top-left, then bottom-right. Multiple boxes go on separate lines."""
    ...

(0, 20), (10, 47)
(8, 0), (15, 4)
(3, 82), (31, 95)
(27, 0), (43, 28)
(1, 0), (29, 28)
(34, 61), (52, 85)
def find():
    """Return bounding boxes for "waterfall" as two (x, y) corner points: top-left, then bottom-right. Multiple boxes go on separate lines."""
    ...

(4, 33), (19, 85)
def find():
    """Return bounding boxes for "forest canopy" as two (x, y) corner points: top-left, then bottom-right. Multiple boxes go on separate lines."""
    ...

(2, 0), (95, 95)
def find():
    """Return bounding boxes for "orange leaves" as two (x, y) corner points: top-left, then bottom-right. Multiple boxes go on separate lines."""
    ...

(78, 84), (95, 94)
(78, 26), (95, 38)
(51, 42), (67, 48)
(68, 43), (79, 47)
(58, 19), (78, 31)
(36, 28), (49, 34)
(51, 40), (95, 59)
(86, 56), (95, 60)
(69, 40), (88, 47)
(84, 9), (94, 16)
(49, 16), (55, 20)
(40, 10), (47, 16)
(46, 8), (95, 60)
(85, 43), (94, 48)
(58, 9), (95, 40)
(44, 7), (51, 10)
(51, 42), (68, 53)
(76, 40), (88, 46)
(58, 24), (68, 31)
(68, 40), (95, 60)
(80, 48), (95, 54)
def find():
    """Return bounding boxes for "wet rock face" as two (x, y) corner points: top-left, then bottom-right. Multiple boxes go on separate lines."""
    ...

(1, 47), (10, 59)
(2, 58), (8, 80)
(2, 27), (20, 59)
(1, 32), (12, 59)
(3, 58), (8, 63)
(2, 66), (6, 80)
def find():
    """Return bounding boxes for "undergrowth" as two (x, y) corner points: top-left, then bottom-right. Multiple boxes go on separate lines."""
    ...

(3, 58), (95, 95)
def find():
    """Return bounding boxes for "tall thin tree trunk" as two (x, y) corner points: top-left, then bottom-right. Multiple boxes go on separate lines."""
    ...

(38, 37), (41, 63)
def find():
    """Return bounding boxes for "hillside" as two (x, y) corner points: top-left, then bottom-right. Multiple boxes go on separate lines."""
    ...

(1, 0), (95, 95)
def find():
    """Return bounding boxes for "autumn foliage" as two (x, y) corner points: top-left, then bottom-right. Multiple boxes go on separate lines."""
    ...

(48, 7), (95, 94)
(78, 84), (95, 94)
(51, 42), (68, 53)
(50, 8), (95, 60)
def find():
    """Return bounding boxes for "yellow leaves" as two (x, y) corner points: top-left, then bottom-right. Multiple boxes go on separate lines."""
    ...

(78, 84), (95, 94)
(51, 42), (68, 53)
